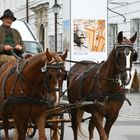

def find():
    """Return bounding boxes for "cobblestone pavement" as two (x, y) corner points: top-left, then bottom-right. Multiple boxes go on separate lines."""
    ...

(119, 93), (140, 120)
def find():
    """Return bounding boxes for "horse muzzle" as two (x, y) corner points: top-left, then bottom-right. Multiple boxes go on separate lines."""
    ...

(120, 70), (131, 86)
(47, 90), (60, 108)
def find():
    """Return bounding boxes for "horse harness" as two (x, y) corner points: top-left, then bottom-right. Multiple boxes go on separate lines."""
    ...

(70, 61), (131, 106)
(67, 44), (136, 106)
(0, 59), (66, 106)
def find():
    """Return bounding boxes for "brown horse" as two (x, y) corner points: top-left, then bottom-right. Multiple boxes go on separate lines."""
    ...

(0, 49), (67, 140)
(67, 31), (137, 140)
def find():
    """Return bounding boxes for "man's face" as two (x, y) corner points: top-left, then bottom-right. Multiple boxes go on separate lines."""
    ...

(76, 30), (86, 44)
(2, 17), (13, 27)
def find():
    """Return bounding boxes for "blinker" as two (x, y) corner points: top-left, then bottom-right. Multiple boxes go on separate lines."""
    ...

(41, 63), (64, 73)
(46, 63), (63, 69)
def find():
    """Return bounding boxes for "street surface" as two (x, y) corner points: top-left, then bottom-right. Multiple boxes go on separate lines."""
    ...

(0, 93), (140, 140)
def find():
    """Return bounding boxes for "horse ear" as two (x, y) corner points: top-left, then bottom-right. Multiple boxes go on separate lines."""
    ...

(117, 31), (123, 43)
(130, 32), (137, 44)
(46, 48), (52, 62)
(61, 49), (68, 61)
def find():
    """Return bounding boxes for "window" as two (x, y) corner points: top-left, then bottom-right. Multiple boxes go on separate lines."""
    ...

(130, 18), (140, 62)
(58, 33), (63, 52)
(108, 23), (118, 49)
(48, 35), (55, 51)
(23, 41), (42, 54)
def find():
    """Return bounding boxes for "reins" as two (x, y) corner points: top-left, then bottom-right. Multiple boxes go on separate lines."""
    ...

(10, 50), (23, 60)
(65, 59), (118, 83)
(66, 59), (96, 65)
(60, 59), (118, 97)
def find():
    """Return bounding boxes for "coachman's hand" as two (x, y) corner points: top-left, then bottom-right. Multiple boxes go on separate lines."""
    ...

(3, 45), (13, 51)
(15, 45), (23, 51)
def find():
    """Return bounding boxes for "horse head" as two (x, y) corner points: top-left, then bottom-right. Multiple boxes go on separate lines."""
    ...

(114, 31), (137, 86)
(41, 49), (67, 108)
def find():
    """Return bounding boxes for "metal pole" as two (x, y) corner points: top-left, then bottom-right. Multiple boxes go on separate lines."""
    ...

(54, 0), (57, 52)
(26, 0), (29, 23)
(55, 13), (57, 52)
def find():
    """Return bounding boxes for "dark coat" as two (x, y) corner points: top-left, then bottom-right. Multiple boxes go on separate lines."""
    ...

(0, 25), (25, 55)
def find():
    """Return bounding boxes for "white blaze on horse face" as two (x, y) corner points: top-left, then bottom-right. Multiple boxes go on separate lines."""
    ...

(54, 81), (59, 107)
(125, 50), (131, 83)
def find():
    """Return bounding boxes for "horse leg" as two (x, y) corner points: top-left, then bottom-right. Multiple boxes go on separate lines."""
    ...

(37, 112), (47, 140)
(104, 101), (124, 138)
(13, 114), (28, 140)
(70, 109), (80, 140)
(3, 118), (9, 140)
(15, 123), (28, 140)
(94, 112), (108, 140)
(2, 111), (9, 140)
(104, 114), (118, 138)
(88, 115), (95, 140)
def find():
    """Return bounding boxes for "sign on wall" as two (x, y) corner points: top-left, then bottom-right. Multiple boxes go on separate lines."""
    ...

(71, 0), (107, 62)
(63, 0), (107, 62)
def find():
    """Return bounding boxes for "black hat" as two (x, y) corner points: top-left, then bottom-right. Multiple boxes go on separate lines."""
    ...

(0, 9), (16, 21)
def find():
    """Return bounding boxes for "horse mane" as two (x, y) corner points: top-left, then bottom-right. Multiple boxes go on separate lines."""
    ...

(103, 46), (116, 68)
(27, 52), (44, 63)
(27, 51), (63, 64)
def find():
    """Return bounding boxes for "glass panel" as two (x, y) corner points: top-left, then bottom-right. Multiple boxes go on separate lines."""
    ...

(23, 41), (43, 54)
(130, 18), (140, 61)
(108, 23), (117, 54)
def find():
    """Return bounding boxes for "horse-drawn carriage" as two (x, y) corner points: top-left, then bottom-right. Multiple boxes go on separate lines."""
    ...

(0, 31), (138, 140)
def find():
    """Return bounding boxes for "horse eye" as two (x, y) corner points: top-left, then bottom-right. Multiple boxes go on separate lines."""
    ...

(132, 52), (137, 61)
(120, 53), (123, 58)
(48, 74), (52, 80)
(63, 72), (67, 80)
(116, 52), (120, 59)
(59, 71), (65, 81)
(57, 71), (64, 80)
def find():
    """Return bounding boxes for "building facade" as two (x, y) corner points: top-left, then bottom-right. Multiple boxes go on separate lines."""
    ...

(0, 0), (64, 52)
(1, 0), (140, 59)
(108, 0), (140, 62)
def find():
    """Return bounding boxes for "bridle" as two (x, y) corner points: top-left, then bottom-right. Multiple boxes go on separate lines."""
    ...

(114, 44), (137, 85)
(115, 45), (136, 71)
(41, 62), (67, 94)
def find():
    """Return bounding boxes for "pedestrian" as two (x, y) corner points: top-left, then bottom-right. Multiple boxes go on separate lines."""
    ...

(0, 9), (25, 64)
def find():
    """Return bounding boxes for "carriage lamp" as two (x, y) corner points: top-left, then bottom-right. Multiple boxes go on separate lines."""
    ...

(52, 0), (61, 52)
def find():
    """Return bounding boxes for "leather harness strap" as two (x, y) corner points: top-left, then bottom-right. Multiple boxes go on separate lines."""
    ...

(1, 59), (28, 99)
(79, 63), (99, 99)
(1, 65), (16, 99)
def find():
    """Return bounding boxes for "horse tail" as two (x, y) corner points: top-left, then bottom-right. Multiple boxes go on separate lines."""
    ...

(77, 109), (87, 138)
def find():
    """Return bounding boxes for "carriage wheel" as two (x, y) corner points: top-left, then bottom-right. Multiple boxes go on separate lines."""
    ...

(49, 114), (64, 140)
(26, 121), (36, 138)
